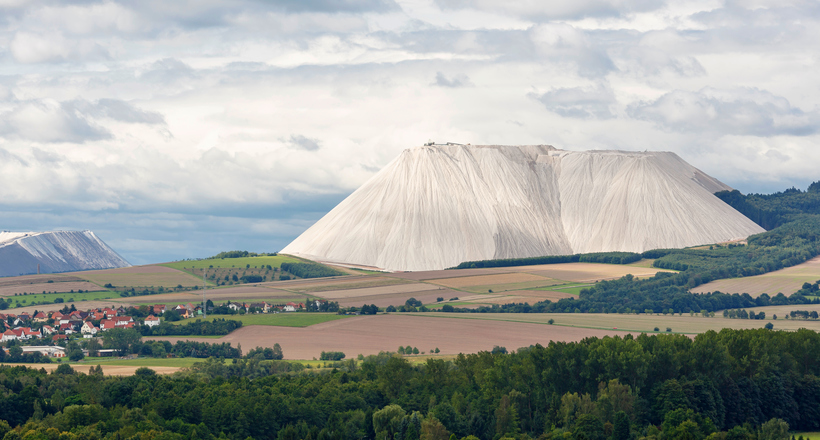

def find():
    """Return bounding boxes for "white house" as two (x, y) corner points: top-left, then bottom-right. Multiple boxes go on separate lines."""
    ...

(144, 315), (160, 327)
(81, 321), (99, 337)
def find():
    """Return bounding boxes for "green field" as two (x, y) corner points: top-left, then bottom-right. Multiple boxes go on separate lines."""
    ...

(168, 313), (350, 327)
(162, 255), (302, 271)
(795, 434), (820, 440)
(530, 282), (591, 295)
(5, 290), (119, 308)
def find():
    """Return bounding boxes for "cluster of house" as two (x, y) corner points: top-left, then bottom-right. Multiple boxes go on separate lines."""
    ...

(1, 300), (316, 346)
(0, 305), (165, 343)
(222, 301), (307, 313)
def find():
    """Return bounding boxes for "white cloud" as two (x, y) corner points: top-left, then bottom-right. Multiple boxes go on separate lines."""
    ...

(0, 0), (819, 263)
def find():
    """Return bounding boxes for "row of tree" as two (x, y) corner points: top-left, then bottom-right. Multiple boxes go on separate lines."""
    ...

(1, 328), (819, 440)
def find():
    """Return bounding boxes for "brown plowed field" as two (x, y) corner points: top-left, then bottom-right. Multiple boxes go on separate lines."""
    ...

(147, 315), (633, 360)
(0, 281), (102, 297)
(0, 363), (179, 376)
(691, 256), (820, 297)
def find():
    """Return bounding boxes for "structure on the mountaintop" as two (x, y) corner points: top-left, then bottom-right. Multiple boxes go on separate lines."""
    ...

(282, 145), (765, 272)
(0, 230), (130, 277)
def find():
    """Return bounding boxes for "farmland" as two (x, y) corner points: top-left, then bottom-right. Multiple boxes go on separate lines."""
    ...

(146, 314), (634, 360)
(162, 255), (301, 271)
(2, 290), (119, 309)
(73, 265), (205, 289)
(167, 313), (349, 328)
(691, 255), (820, 297)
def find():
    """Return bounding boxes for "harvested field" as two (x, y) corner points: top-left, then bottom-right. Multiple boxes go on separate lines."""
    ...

(334, 288), (459, 308)
(148, 315), (634, 359)
(317, 283), (442, 300)
(492, 290), (576, 301)
(389, 268), (508, 281)
(0, 274), (84, 287)
(8, 300), (136, 315)
(73, 265), (204, 288)
(463, 280), (561, 293)
(0, 363), (180, 376)
(691, 256), (820, 297)
(427, 272), (554, 288)
(0, 281), (102, 297)
(123, 287), (300, 304)
(517, 263), (671, 283)
(278, 277), (409, 293)
(416, 311), (820, 334)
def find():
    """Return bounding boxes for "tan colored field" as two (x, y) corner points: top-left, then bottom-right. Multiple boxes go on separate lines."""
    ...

(489, 290), (576, 301)
(518, 263), (671, 282)
(0, 274), (84, 287)
(0, 363), (180, 375)
(0, 281), (102, 297)
(427, 272), (553, 288)
(691, 256), (820, 297)
(148, 314), (634, 359)
(74, 265), (205, 288)
(415, 311), (820, 334)
(317, 283), (442, 299)
(334, 288), (460, 308)
(278, 276), (410, 293)
(124, 287), (301, 304)
(390, 268), (509, 281)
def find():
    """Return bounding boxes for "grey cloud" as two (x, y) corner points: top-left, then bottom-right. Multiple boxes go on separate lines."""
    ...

(0, 98), (165, 143)
(263, 0), (400, 13)
(0, 100), (110, 143)
(628, 88), (820, 136)
(530, 85), (616, 119)
(434, 0), (665, 20)
(289, 134), (321, 151)
(433, 72), (473, 88)
(68, 99), (165, 124)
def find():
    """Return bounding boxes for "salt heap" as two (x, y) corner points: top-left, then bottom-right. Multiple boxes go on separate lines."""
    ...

(0, 230), (130, 277)
(282, 145), (764, 271)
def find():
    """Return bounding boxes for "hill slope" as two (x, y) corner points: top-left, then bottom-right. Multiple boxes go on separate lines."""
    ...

(0, 230), (130, 277)
(283, 145), (764, 271)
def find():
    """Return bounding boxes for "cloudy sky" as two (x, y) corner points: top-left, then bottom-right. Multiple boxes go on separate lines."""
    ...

(1, 0), (819, 265)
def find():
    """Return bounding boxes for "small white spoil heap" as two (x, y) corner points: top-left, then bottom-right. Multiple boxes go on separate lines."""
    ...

(282, 145), (764, 271)
(0, 230), (130, 277)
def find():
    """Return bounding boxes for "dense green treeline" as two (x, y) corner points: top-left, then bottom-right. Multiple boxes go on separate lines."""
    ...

(446, 216), (820, 314)
(454, 252), (642, 269)
(1, 329), (819, 440)
(138, 319), (243, 337)
(715, 182), (820, 230)
(280, 262), (344, 279)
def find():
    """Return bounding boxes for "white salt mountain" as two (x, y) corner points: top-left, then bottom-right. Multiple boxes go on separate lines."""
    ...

(0, 230), (130, 277)
(283, 145), (765, 272)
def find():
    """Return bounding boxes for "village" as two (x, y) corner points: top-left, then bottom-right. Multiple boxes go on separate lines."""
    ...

(0, 300), (309, 358)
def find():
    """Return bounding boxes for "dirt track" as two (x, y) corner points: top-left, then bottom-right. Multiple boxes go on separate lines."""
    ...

(148, 314), (632, 360)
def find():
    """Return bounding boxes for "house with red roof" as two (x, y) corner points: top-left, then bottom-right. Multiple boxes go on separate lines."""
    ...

(81, 321), (99, 337)
(33, 312), (48, 322)
(144, 315), (160, 327)
(1, 329), (16, 342)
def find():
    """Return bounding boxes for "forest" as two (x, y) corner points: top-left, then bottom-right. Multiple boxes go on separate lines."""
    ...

(0, 328), (817, 440)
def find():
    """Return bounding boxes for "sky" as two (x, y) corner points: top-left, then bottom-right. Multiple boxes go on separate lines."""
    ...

(1, 0), (819, 265)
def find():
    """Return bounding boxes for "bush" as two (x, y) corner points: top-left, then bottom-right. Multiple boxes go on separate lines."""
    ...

(320, 351), (345, 361)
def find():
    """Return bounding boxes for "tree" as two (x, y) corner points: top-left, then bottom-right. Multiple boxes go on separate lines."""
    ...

(66, 341), (84, 361)
(420, 417), (449, 440)
(612, 411), (630, 440)
(373, 404), (406, 440)
(758, 418), (789, 440)
(102, 328), (142, 355)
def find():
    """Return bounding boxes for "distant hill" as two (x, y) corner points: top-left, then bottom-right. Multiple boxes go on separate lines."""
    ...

(0, 230), (130, 277)
(283, 144), (764, 271)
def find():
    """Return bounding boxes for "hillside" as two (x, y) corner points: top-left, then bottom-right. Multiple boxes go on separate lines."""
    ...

(0, 230), (130, 277)
(283, 145), (764, 271)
